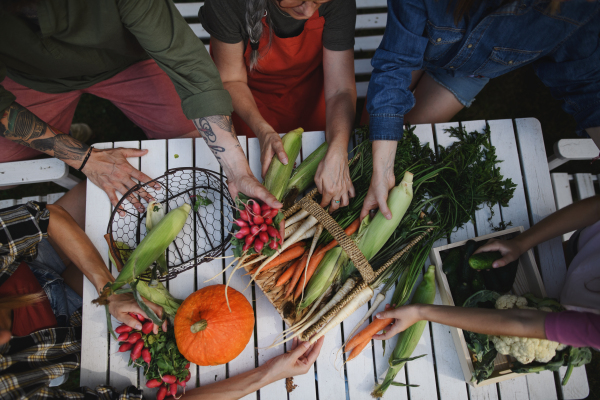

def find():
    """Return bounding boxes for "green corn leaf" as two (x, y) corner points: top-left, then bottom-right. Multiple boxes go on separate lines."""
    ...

(131, 282), (163, 325)
(390, 353), (426, 366)
(390, 382), (419, 388)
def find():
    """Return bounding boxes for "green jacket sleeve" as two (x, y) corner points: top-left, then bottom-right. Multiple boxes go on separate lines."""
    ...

(117, 0), (233, 120)
(0, 62), (16, 114)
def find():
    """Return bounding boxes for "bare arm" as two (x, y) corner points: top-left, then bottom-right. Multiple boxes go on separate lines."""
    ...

(475, 195), (600, 268)
(192, 115), (281, 208)
(316, 49), (356, 211)
(46, 204), (163, 330)
(0, 103), (154, 211)
(183, 338), (324, 400)
(373, 304), (547, 340)
(359, 140), (397, 221)
(211, 38), (288, 177)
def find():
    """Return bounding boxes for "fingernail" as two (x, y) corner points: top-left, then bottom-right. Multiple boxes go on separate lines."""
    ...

(376, 313), (381, 319)
(385, 214), (391, 220)
(282, 158), (288, 165)
(135, 323), (142, 330)
(303, 342), (310, 348)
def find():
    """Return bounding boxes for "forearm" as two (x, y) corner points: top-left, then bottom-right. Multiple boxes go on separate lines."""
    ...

(414, 304), (547, 339)
(324, 90), (355, 153)
(192, 115), (253, 178)
(223, 81), (272, 137)
(46, 205), (114, 294)
(0, 102), (89, 168)
(372, 140), (398, 177)
(183, 364), (273, 400)
(513, 195), (600, 252)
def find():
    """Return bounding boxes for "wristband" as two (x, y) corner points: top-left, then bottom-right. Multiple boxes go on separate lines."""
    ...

(78, 147), (93, 172)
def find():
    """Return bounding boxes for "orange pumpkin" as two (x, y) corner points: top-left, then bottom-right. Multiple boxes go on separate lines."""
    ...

(174, 284), (254, 366)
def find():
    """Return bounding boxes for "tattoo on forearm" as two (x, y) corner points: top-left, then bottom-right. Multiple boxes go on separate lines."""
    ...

(194, 115), (237, 142)
(30, 134), (89, 161)
(193, 118), (217, 143)
(0, 103), (45, 140)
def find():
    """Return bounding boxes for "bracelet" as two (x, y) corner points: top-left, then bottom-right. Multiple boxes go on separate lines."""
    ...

(78, 147), (93, 172)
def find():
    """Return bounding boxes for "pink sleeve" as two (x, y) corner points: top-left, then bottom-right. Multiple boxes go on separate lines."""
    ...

(545, 311), (600, 348)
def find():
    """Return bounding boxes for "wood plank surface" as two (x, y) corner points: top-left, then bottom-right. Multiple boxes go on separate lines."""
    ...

(81, 142), (113, 388)
(194, 138), (228, 388)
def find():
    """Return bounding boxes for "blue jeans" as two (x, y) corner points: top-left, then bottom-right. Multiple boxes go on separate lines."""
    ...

(27, 239), (82, 327)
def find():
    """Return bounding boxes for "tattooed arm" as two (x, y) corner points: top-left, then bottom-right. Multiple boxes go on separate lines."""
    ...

(193, 115), (281, 208)
(1, 103), (153, 210)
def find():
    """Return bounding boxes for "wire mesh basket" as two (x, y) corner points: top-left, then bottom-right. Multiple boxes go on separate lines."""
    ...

(106, 167), (234, 281)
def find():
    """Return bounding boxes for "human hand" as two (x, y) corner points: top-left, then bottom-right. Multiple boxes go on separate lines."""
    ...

(258, 130), (288, 178)
(262, 337), (324, 382)
(0, 330), (10, 345)
(474, 239), (524, 268)
(372, 304), (421, 341)
(107, 292), (167, 334)
(315, 146), (355, 212)
(82, 148), (155, 213)
(360, 167), (395, 221)
(228, 171), (283, 210)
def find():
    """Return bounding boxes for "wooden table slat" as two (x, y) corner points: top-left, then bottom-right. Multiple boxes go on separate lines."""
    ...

(195, 138), (228, 387)
(81, 142), (114, 388)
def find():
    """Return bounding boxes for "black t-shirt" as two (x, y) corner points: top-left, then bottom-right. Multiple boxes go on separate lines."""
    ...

(199, 0), (356, 51)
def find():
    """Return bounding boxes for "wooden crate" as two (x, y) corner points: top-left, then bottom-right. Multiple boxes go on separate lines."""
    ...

(429, 226), (547, 387)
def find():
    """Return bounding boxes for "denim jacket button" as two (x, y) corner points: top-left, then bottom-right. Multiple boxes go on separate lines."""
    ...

(449, 66), (454, 69)
(508, 60), (514, 64)
(436, 37), (442, 42)
(467, 44), (473, 48)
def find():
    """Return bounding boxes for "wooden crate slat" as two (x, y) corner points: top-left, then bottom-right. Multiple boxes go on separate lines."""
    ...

(246, 136), (289, 399)
(46, 192), (65, 204)
(0, 199), (16, 208)
(356, 13), (387, 30)
(194, 138), (228, 387)
(81, 142), (113, 388)
(0, 157), (69, 185)
(355, 58), (374, 75)
(356, 81), (369, 98)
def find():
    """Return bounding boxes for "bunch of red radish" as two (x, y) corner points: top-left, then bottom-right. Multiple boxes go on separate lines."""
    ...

(115, 313), (191, 400)
(233, 199), (282, 254)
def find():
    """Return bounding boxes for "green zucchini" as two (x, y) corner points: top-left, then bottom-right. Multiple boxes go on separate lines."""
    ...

(469, 251), (502, 270)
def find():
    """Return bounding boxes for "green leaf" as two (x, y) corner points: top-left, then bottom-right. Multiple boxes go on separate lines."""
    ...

(174, 154), (179, 159)
(390, 382), (419, 388)
(105, 305), (118, 340)
(382, 340), (386, 357)
(273, 210), (284, 227)
(114, 288), (133, 295)
(391, 353), (426, 366)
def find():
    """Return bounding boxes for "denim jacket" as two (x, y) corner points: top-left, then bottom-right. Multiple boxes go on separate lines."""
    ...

(367, 0), (600, 140)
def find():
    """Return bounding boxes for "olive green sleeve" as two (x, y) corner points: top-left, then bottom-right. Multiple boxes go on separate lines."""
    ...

(0, 62), (16, 114)
(117, 0), (233, 120)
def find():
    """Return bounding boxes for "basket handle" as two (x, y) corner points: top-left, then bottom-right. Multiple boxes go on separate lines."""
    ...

(296, 189), (375, 283)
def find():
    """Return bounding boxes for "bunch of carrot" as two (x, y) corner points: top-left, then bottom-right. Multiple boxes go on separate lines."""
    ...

(267, 218), (360, 301)
(344, 312), (394, 362)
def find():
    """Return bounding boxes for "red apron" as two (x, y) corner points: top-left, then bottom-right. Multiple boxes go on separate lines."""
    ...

(231, 12), (327, 137)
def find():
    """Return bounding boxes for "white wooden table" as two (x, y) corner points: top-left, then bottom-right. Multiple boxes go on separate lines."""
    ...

(81, 118), (589, 400)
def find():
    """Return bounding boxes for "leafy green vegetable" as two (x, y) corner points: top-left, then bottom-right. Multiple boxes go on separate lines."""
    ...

(510, 346), (592, 386)
(192, 191), (213, 212)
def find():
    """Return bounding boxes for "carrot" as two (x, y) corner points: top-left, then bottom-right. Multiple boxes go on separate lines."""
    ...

(276, 257), (304, 287)
(294, 247), (326, 300)
(258, 245), (305, 275)
(345, 317), (393, 353)
(317, 218), (360, 256)
(346, 337), (372, 362)
(285, 252), (308, 298)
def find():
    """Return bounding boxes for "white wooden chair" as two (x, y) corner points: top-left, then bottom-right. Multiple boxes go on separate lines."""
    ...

(0, 158), (81, 190)
(0, 192), (65, 209)
(547, 138), (599, 240)
(174, 0), (388, 97)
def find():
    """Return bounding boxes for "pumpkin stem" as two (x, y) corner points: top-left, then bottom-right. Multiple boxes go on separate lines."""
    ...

(191, 319), (208, 333)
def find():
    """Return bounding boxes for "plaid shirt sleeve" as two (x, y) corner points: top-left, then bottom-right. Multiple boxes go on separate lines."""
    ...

(0, 312), (143, 400)
(0, 201), (50, 286)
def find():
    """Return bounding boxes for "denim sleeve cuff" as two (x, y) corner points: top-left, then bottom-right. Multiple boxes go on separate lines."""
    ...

(368, 114), (405, 141)
(181, 90), (234, 120)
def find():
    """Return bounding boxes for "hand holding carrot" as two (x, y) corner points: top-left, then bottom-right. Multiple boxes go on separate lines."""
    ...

(372, 304), (422, 340)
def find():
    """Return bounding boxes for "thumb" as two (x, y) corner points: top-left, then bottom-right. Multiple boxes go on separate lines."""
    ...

(375, 310), (393, 320)
(119, 148), (149, 158)
(378, 196), (392, 220)
(256, 186), (282, 209)
(123, 314), (142, 330)
(274, 142), (289, 165)
(290, 341), (311, 359)
(492, 256), (511, 269)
